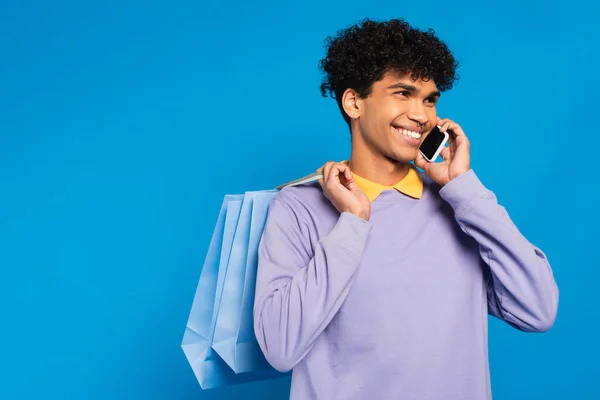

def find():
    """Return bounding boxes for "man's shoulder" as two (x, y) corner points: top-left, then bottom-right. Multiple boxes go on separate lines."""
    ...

(273, 182), (338, 225)
(271, 181), (333, 219)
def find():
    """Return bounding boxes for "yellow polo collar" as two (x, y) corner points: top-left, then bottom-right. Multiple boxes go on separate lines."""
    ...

(350, 164), (423, 202)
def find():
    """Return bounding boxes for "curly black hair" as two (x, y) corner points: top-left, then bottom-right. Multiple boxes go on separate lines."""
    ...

(319, 18), (459, 125)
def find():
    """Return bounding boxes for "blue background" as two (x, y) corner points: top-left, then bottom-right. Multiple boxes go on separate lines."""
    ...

(1, 0), (598, 399)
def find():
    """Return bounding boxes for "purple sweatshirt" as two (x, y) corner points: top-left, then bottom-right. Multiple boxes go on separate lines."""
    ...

(253, 169), (559, 400)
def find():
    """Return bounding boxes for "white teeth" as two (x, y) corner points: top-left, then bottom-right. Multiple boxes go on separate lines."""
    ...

(396, 128), (421, 139)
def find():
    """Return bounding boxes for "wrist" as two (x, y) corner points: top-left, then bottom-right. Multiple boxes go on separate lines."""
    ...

(447, 168), (470, 185)
(439, 169), (490, 214)
(349, 207), (370, 221)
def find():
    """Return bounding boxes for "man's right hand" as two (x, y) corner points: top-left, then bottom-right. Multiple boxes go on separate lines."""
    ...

(318, 161), (371, 221)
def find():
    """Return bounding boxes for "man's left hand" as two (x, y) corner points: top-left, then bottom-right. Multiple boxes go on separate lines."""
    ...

(415, 117), (471, 186)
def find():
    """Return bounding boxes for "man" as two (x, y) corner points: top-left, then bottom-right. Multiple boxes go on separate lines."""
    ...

(253, 18), (558, 400)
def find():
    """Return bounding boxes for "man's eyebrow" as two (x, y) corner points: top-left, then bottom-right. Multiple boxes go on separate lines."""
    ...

(388, 82), (441, 98)
(388, 82), (418, 91)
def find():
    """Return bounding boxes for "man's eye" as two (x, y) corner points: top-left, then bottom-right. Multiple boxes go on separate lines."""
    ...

(425, 98), (438, 105)
(395, 91), (409, 97)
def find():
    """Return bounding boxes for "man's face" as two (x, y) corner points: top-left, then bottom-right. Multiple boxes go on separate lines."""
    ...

(354, 71), (440, 163)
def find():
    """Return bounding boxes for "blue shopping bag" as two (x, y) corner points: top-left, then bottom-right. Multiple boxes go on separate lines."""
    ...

(181, 195), (244, 389)
(212, 191), (281, 374)
(182, 170), (322, 389)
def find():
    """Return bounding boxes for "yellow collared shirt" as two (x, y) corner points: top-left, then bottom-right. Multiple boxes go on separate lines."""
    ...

(350, 164), (423, 202)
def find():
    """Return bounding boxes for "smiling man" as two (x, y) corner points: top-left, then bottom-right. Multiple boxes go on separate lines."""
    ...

(253, 18), (559, 400)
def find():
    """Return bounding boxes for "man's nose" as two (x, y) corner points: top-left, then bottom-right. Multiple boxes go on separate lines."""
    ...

(407, 102), (428, 126)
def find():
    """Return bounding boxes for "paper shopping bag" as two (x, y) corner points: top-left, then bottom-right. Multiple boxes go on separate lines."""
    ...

(182, 170), (323, 389)
(212, 191), (281, 374)
(181, 195), (244, 389)
(237, 191), (278, 363)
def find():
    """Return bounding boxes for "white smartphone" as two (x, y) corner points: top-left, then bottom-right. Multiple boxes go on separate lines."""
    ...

(419, 125), (449, 162)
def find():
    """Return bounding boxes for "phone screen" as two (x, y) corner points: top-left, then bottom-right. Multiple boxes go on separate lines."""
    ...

(419, 126), (446, 160)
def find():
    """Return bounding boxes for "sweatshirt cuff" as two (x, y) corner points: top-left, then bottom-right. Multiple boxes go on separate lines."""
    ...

(327, 212), (372, 254)
(438, 169), (493, 216)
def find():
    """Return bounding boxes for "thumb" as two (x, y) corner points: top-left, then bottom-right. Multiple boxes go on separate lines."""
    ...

(414, 152), (427, 170)
(346, 179), (363, 193)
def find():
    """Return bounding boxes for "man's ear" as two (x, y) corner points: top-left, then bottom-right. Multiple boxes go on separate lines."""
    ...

(341, 88), (362, 120)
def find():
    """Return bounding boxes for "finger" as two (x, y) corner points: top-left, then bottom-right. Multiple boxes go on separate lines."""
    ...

(415, 152), (431, 173)
(414, 152), (426, 169)
(317, 161), (329, 173)
(318, 178), (330, 199)
(440, 146), (451, 161)
(448, 135), (458, 153)
(442, 120), (468, 143)
(323, 162), (334, 183)
(437, 117), (449, 128)
(450, 135), (466, 153)
(441, 121), (471, 165)
(452, 130), (471, 161)
(438, 120), (452, 133)
(328, 163), (346, 185)
(438, 120), (466, 150)
(335, 163), (355, 189)
(333, 163), (352, 182)
(344, 167), (353, 182)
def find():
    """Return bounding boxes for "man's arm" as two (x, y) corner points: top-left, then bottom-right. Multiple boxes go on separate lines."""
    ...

(439, 169), (559, 332)
(253, 194), (372, 372)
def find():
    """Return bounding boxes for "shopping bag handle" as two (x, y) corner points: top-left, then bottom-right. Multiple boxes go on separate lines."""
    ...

(275, 170), (324, 190)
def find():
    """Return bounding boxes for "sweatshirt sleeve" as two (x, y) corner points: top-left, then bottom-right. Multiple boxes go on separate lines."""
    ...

(439, 170), (559, 333)
(253, 194), (372, 372)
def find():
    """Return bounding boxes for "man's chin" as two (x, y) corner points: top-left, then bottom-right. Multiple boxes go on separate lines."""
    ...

(389, 150), (418, 164)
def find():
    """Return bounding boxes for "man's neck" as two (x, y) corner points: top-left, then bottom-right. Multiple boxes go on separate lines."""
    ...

(347, 147), (410, 187)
